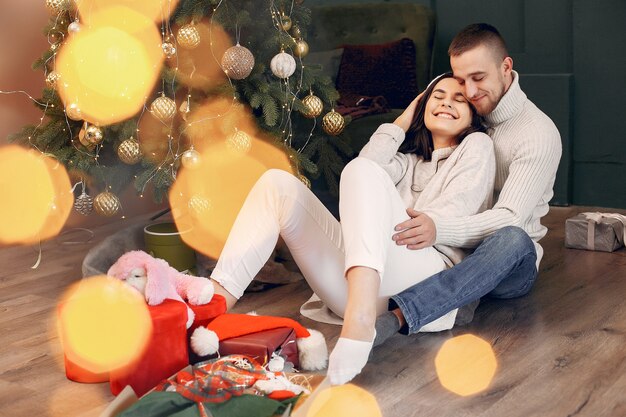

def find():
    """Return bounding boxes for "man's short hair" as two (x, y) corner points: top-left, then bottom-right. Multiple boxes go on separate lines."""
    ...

(448, 23), (509, 62)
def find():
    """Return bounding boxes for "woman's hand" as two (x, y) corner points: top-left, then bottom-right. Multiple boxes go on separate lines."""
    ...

(393, 92), (424, 132)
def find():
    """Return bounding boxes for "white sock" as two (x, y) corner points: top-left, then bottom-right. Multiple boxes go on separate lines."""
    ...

(327, 331), (375, 385)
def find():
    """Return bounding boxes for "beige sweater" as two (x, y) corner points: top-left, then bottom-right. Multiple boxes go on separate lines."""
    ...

(359, 125), (496, 266)
(431, 71), (562, 267)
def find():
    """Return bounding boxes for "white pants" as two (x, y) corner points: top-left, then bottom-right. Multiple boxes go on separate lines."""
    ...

(212, 157), (447, 318)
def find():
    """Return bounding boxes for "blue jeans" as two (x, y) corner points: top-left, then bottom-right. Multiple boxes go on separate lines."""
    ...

(390, 226), (538, 334)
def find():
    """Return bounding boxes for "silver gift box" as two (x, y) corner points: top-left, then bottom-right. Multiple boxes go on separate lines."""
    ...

(565, 213), (625, 252)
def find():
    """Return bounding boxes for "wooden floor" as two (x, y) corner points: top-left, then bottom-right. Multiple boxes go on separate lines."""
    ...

(1, 206), (625, 417)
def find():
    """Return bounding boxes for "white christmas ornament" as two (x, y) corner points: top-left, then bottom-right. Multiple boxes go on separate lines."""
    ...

(270, 52), (296, 79)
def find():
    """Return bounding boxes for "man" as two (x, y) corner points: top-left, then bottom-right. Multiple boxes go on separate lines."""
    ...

(374, 23), (562, 342)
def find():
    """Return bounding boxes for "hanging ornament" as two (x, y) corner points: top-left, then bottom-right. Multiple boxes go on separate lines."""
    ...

(46, 0), (72, 13)
(227, 129), (252, 153)
(297, 173), (311, 189)
(270, 51), (296, 79)
(221, 44), (255, 80)
(45, 71), (61, 88)
(294, 39), (309, 58)
(84, 125), (104, 145)
(78, 125), (92, 148)
(150, 94), (176, 122)
(322, 109), (346, 136)
(67, 19), (81, 35)
(181, 148), (201, 169)
(161, 41), (176, 59)
(74, 191), (93, 215)
(188, 194), (211, 218)
(177, 23), (201, 50)
(279, 14), (292, 31)
(66, 103), (82, 121)
(93, 191), (121, 217)
(301, 93), (323, 119)
(117, 137), (142, 165)
(179, 101), (190, 121)
(290, 25), (303, 39)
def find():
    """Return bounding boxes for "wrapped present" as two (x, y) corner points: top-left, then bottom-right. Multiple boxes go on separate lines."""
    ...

(219, 327), (299, 369)
(565, 212), (626, 252)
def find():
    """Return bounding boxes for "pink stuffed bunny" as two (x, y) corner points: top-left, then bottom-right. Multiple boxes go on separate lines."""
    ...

(107, 250), (214, 328)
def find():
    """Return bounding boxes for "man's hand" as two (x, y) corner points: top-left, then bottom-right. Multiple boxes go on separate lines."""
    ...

(393, 92), (424, 132)
(392, 208), (436, 249)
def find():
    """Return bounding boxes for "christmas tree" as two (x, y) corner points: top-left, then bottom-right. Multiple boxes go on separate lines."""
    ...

(10, 0), (352, 217)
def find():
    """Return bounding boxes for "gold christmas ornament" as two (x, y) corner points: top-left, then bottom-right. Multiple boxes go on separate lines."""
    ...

(270, 52), (296, 79)
(279, 14), (292, 31)
(179, 101), (190, 121)
(322, 110), (345, 136)
(227, 129), (252, 153)
(67, 20), (81, 35)
(188, 194), (211, 217)
(66, 103), (82, 121)
(150, 94), (176, 122)
(93, 191), (121, 217)
(294, 39), (309, 58)
(85, 125), (104, 145)
(177, 24), (201, 49)
(161, 41), (176, 59)
(78, 126), (91, 148)
(117, 137), (142, 165)
(45, 71), (61, 88)
(181, 148), (201, 169)
(74, 191), (93, 215)
(297, 173), (311, 189)
(46, 0), (72, 13)
(221, 44), (255, 80)
(290, 25), (303, 39)
(301, 93), (323, 118)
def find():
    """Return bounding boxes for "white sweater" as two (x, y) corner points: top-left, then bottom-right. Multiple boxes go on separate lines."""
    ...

(359, 124), (496, 266)
(431, 71), (562, 267)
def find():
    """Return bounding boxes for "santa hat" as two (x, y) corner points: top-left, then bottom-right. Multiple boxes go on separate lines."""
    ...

(190, 313), (328, 371)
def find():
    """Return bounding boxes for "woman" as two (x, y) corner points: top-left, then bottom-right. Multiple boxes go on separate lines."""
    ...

(208, 73), (495, 385)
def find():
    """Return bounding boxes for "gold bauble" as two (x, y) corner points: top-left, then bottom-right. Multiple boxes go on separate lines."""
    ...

(150, 95), (176, 122)
(46, 71), (61, 88)
(161, 41), (176, 59)
(301, 94), (323, 119)
(297, 174), (311, 188)
(78, 126), (92, 148)
(66, 103), (82, 121)
(188, 194), (211, 217)
(74, 191), (93, 216)
(221, 44), (255, 80)
(46, 0), (72, 13)
(227, 130), (252, 153)
(117, 137), (142, 165)
(93, 191), (121, 217)
(181, 148), (201, 169)
(85, 125), (104, 145)
(294, 39), (309, 58)
(177, 24), (201, 49)
(279, 14), (292, 31)
(322, 110), (345, 136)
(290, 25), (303, 39)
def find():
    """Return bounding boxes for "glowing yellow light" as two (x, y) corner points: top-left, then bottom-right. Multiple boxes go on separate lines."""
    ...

(56, 6), (163, 126)
(435, 334), (498, 396)
(306, 384), (382, 417)
(78, 0), (180, 23)
(0, 146), (72, 245)
(57, 275), (153, 374)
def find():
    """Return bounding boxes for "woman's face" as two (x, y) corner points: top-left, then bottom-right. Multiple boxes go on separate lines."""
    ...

(423, 77), (472, 140)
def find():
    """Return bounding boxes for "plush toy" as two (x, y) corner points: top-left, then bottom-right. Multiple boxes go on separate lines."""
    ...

(107, 250), (214, 328)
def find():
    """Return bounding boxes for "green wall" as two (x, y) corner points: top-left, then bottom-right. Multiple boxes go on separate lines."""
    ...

(312, 0), (626, 209)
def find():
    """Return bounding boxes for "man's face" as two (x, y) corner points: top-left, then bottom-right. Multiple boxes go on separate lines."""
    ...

(450, 44), (511, 116)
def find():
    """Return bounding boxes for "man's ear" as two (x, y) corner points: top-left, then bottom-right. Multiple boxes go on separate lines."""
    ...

(502, 56), (513, 76)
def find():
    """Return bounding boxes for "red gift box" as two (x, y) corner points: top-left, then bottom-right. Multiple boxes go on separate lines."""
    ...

(219, 327), (299, 368)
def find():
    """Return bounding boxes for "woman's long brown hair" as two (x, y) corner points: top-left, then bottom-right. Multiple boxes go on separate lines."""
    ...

(398, 72), (487, 160)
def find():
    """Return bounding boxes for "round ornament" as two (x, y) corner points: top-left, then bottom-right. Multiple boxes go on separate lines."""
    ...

(68, 20), (81, 35)
(297, 173), (311, 189)
(270, 52), (296, 79)
(322, 110), (345, 136)
(294, 39), (309, 58)
(78, 126), (91, 148)
(188, 194), (211, 217)
(117, 137), (142, 165)
(290, 25), (303, 39)
(221, 44), (255, 80)
(46, 71), (61, 88)
(74, 191), (93, 215)
(279, 14), (292, 31)
(301, 93), (323, 118)
(93, 191), (121, 217)
(66, 103), (82, 121)
(181, 148), (201, 169)
(161, 41), (176, 59)
(46, 0), (72, 13)
(227, 130), (252, 153)
(85, 125), (104, 145)
(150, 95), (176, 122)
(176, 24), (201, 50)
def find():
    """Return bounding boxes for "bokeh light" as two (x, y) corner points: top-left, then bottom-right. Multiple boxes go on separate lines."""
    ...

(57, 275), (153, 374)
(56, 6), (163, 126)
(77, 0), (180, 23)
(0, 145), (73, 245)
(306, 384), (382, 417)
(435, 334), (498, 396)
